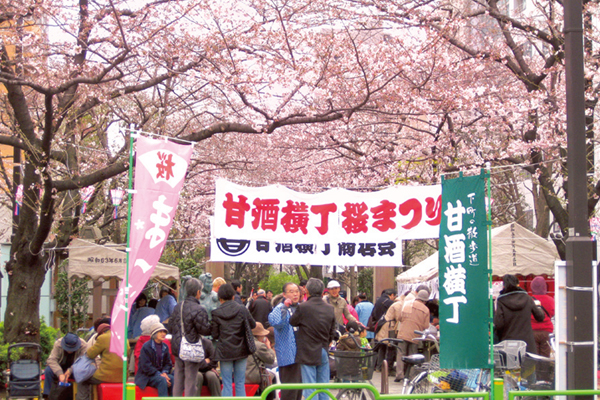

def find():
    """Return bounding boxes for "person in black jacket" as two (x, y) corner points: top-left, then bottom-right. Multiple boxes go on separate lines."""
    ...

(249, 289), (272, 327)
(196, 337), (221, 396)
(168, 278), (211, 397)
(494, 274), (545, 354)
(212, 283), (257, 397)
(289, 278), (336, 400)
(370, 288), (397, 371)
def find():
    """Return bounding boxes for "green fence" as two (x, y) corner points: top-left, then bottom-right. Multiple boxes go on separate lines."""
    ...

(150, 382), (490, 400)
(143, 382), (600, 400)
(508, 389), (600, 400)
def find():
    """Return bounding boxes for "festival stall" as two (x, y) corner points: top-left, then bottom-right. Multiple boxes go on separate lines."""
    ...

(67, 238), (179, 325)
(68, 238), (179, 281)
(397, 222), (560, 298)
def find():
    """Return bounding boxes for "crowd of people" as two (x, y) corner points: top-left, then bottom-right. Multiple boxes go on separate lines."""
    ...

(42, 273), (554, 399)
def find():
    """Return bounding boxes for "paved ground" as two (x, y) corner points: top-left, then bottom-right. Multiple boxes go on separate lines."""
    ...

(366, 369), (407, 394)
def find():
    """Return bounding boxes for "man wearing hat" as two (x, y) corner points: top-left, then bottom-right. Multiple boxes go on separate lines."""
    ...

(135, 322), (174, 397)
(246, 321), (276, 398)
(395, 290), (430, 382)
(43, 332), (88, 398)
(323, 280), (356, 329)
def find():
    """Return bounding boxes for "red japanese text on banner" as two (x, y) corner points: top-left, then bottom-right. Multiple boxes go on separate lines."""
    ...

(109, 136), (192, 356)
(211, 179), (441, 266)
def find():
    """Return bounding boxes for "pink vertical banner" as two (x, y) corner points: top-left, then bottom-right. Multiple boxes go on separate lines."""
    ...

(109, 136), (193, 356)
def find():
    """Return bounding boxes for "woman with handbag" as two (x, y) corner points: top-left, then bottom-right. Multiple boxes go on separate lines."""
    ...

(245, 322), (276, 399)
(135, 323), (173, 397)
(75, 323), (129, 400)
(167, 278), (211, 397)
(212, 283), (257, 397)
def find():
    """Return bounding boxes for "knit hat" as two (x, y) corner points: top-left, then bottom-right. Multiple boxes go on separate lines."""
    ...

(415, 284), (430, 296)
(150, 322), (168, 337)
(416, 290), (429, 302)
(531, 276), (547, 295)
(140, 314), (160, 336)
(61, 333), (82, 352)
(97, 323), (110, 335)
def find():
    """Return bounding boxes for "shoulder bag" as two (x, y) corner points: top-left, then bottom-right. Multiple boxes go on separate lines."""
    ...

(72, 354), (97, 383)
(244, 314), (257, 354)
(252, 354), (273, 392)
(178, 300), (205, 362)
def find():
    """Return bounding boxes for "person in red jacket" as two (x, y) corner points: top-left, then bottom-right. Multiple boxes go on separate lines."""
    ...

(530, 276), (555, 357)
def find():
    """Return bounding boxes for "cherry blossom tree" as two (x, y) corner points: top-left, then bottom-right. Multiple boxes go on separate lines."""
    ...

(0, 0), (427, 342)
(326, 0), (600, 257)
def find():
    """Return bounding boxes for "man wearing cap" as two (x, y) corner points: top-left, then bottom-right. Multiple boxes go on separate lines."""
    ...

(43, 332), (88, 398)
(394, 290), (430, 382)
(135, 322), (173, 397)
(323, 280), (356, 329)
(269, 282), (302, 400)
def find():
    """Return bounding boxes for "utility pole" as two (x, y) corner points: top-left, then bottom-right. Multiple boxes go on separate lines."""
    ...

(564, 0), (595, 397)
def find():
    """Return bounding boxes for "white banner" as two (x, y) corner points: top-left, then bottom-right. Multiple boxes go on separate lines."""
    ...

(210, 179), (441, 266)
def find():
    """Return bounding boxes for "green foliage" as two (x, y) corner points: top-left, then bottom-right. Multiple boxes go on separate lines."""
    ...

(160, 245), (207, 277)
(55, 260), (90, 332)
(358, 267), (373, 301)
(259, 269), (300, 294)
(0, 320), (58, 374)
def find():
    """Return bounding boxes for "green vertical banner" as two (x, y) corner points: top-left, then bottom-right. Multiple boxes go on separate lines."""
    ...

(439, 172), (489, 369)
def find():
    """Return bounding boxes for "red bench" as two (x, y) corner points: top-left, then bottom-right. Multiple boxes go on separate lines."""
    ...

(96, 382), (260, 399)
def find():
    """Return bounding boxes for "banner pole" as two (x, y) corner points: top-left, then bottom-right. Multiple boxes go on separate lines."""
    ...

(484, 166), (494, 400)
(122, 130), (135, 400)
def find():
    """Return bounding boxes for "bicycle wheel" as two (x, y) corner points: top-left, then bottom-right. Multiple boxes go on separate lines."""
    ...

(410, 379), (430, 394)
(336, 388), (374, 400)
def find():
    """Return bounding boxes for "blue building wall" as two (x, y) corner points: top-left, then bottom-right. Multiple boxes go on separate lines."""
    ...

(0, 243), (53, 325)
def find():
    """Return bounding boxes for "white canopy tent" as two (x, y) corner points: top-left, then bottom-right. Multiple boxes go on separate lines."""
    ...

(68, 238), (179, 280)
(67, 239), (179, 327)
(396, 222), (560, 298)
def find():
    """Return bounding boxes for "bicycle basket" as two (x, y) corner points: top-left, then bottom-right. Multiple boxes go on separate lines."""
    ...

(493, 340), (527, 370)
(427, 354), (483, 392)
(332, 351), (376, 381)
(520, 353), (555, 387)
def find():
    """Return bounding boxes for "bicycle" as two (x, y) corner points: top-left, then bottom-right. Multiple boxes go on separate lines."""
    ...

(419, 331), (491, 399)
(494, 340), (528, 398)
(378, 335), (430, 394)
(332, 350), (377, 400)
(512, 352), (555, 400)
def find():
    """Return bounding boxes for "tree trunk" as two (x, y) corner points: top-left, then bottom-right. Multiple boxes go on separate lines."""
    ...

(4, 246), (47, 343)
(310, 265), (323, 279)
(533, 181), (550, 239)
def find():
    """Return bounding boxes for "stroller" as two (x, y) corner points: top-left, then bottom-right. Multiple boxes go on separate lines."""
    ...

(5, 342), (43, 399)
